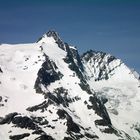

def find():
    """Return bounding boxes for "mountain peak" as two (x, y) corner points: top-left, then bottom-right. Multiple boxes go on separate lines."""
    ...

(37, 30), (65, 50)
(81, 50), (122, 81)
(1, 32), (140, 140)
(46, 30), (60, 40)
(82, 50), (116, 61)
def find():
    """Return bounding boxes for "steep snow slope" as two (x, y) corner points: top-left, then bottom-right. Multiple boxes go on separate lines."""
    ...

(0, 31), (140, 140)
(82, 50), (140, 139)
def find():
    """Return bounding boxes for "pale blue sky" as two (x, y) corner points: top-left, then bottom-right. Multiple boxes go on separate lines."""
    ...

(0, 0), (140, 72)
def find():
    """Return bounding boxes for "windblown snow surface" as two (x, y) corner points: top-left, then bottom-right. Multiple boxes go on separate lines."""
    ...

(0, 31), (140, 140)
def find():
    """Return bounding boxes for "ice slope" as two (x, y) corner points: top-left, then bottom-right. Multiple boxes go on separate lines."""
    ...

(0, 31), (140, 140)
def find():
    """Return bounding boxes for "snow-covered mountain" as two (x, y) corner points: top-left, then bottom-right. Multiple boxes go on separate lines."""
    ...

(0, 30), (140, 140)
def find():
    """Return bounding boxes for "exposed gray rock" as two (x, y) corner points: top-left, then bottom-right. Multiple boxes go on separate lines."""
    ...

(9, 133), (30, 140)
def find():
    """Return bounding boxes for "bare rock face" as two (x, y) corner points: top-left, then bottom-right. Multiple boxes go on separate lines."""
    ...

(9, 133), (30, 140)
(34, 55), (63, 93)
(81, 50), (122, 81)
(0, 67), (3, 73)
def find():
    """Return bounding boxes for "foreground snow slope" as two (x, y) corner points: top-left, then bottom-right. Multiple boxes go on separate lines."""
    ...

(0, 31), (140, 140)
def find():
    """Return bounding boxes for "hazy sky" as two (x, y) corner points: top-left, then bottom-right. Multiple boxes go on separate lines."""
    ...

(0, 0), (140, 72)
